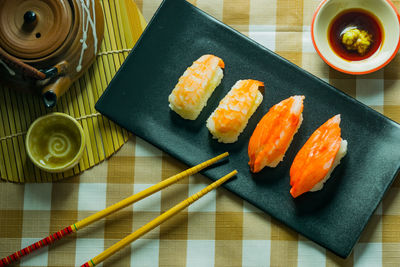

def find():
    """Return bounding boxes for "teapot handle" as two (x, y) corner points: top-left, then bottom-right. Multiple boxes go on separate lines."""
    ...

(0, 49), (46, 80)
(0, 49), (67, 81)
(0, 48), (70, 108)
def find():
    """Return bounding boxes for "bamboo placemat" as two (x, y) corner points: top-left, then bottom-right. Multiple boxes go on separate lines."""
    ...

(0, 0), (147, 183)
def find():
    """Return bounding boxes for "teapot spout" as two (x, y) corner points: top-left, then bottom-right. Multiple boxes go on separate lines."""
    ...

(43, 90), (57, 108)
(41, 76), (72, 108)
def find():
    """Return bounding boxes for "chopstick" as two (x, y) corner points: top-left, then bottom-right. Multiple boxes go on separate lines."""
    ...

(81, 170), (238, 267)
(0, 152), (229, 267)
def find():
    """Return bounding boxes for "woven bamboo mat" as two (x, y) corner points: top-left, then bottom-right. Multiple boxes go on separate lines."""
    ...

(0, 0), (147, 183)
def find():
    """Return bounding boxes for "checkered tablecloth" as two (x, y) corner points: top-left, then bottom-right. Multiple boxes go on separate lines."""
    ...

(1, 0), (400, 266)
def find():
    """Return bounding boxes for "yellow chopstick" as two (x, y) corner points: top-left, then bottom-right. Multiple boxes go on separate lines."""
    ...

(0, 153), (228, 266)
(81, 170), (238, 267)
(75, 152), (228, 229)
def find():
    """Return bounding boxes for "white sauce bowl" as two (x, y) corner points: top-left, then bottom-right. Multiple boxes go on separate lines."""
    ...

(311, 0), (400, 74)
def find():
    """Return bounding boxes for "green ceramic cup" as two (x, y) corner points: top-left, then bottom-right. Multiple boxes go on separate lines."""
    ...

(26, 112), (85, 173)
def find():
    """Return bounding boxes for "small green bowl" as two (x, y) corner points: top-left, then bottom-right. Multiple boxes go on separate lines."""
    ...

(26, 112), (85, 173)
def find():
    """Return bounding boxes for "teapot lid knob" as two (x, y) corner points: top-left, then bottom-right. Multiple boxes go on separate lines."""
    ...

(23, 11), (37, 24)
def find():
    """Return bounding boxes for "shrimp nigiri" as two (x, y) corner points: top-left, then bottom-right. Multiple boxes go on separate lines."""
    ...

(248, 95), (305, 172)
(206, 79), (264, 143)
(290, 115), (348, 198)
(168, 55), (225, 120)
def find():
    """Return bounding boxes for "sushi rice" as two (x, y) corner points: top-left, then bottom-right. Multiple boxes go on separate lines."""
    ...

(310, 139), (348, 191)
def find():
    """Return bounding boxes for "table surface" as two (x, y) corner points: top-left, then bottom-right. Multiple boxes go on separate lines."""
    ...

(1, 0), (400, 266)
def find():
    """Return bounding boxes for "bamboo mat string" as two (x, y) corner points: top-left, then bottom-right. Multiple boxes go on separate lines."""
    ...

(97, 48), (132, 56)
(0, 113), (102, 140)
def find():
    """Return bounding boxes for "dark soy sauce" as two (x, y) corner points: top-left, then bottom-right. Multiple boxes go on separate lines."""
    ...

(328, 9), (383, 61)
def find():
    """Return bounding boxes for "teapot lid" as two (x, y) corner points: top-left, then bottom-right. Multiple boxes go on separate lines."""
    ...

(0, 0), (72, 60)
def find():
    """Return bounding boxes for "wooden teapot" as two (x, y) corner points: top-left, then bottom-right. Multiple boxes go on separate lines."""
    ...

(0, 0), (104, 108)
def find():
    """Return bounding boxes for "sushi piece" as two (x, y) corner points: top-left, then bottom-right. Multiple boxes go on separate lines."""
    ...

(290, 115), (348, 198)
(168, 54), (225, 120)
(206, 79), (264, 143)
(248, 95), (305, 173)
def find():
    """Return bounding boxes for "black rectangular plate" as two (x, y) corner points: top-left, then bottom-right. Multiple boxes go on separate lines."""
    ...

(95, 0), (400, 258)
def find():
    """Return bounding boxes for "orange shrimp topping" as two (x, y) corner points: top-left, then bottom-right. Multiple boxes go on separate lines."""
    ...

(172, 55), (224, 108)
(212, 80), (264, 133)
(290, 115), (342, 198)
(248, 96), (304, 172)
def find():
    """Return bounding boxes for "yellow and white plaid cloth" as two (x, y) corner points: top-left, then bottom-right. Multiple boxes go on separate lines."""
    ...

(1, 0), (399, 266)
